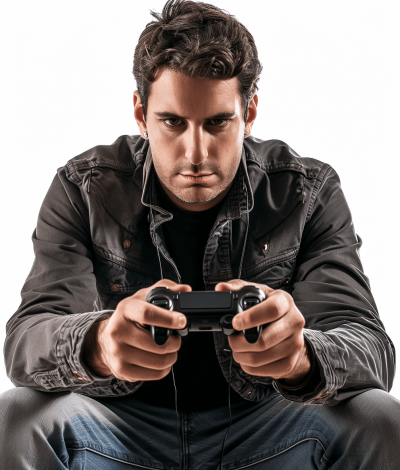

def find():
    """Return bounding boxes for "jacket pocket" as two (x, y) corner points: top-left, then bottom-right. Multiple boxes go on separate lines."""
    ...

(244, 254), (297, 290)
(93, 252), (158, 296)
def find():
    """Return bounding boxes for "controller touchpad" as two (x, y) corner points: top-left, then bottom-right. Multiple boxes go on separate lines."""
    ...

(179, 291), (232, 309)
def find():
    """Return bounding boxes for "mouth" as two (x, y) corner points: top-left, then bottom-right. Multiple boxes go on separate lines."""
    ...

(179, 173), (214, 181)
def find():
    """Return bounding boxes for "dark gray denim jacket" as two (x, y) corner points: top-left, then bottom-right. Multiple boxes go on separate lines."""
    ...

(4, 135), (395, 406)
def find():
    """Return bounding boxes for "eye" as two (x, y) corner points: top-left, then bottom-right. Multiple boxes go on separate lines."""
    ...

(162, 118), (183, 127)
(208, 119), (228, 127)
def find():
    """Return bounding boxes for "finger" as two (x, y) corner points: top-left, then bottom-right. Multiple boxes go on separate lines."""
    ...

(232, 333), (304, 368)
(113, 342), (179, 371)
(135, 280), (192, 301)
(113, 320), (182, 353)
(215, 279), (274, 298)
(214, 279), (247, 291)
(240, 353), (301, 380)
(232, 290), (292, 331)
(124, 299), (187, 330)
(228, 307), (303, 352)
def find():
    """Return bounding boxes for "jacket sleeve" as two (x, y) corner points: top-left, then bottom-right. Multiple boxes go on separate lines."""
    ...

(4, 168), (115, 392)
(273, 165), (396, 405)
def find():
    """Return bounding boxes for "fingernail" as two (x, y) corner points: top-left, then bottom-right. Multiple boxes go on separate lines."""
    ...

(234, 316), (243, 329)
(178, 315), (186, 328)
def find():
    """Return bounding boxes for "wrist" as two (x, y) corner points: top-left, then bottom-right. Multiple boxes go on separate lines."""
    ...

(82, 319), (112, 377)
(280, 340), (312, 386)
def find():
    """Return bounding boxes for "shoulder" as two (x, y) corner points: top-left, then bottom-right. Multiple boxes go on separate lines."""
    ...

(244, 136), (334, 182)
(64, 134), (148, 184)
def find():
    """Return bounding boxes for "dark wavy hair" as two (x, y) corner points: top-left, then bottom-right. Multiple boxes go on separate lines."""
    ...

(133, 0), (262, 121)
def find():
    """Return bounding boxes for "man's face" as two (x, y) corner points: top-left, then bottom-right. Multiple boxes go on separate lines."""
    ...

(134, 68), (257, 211)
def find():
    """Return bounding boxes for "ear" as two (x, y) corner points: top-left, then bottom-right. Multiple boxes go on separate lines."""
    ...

(133, 91), (148, 138)
(244, 94), (258, 137)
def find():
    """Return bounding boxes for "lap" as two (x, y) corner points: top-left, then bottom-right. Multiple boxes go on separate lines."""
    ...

(1, 386), (399, 470)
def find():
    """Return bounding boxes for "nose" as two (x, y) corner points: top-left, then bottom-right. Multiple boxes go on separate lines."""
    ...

(184, 125), (208, 166)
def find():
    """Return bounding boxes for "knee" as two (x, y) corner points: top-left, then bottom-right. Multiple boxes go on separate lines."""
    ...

(0, 387), (72, 430)
(345, 388), (400, 441)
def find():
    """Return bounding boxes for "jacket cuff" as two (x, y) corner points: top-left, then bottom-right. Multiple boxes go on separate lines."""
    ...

(272, 328), (336, 404)
(57, 310), (115, 386)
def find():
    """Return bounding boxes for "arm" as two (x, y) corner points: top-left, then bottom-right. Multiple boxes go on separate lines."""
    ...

(275, 166), (395, 404)
(4, 168), (114, 392)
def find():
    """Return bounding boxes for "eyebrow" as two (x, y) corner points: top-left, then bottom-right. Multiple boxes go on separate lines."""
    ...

(153, 111), (237, 120)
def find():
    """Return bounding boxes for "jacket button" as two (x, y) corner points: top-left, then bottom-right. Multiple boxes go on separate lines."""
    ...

(73, 371), (88, 382)
(111, 284), (120, 293)
(262, 243), (269, 253)
(280, 277), (290, 286)
(123, 239), (131, 249)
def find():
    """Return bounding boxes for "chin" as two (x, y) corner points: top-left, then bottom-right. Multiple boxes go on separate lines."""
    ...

(174, 186), (223, 203)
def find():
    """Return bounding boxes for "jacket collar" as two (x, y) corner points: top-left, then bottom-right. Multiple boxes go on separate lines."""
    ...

(140, 144), (254, 228)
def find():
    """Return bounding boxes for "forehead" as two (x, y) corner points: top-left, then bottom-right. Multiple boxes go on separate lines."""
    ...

(147, 67), (241, 116)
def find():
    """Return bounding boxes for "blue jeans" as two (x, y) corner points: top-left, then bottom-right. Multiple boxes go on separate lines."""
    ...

(0, 386), (400, 469)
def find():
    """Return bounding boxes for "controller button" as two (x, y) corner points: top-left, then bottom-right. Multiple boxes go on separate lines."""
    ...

(152, 299), (169, 309)
(243, 298), (260, 309)
(233, 293), (238, 299)
(173, 294), (179, 300)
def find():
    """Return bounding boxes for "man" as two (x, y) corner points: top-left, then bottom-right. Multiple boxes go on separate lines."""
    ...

(1, 0), (399, 468)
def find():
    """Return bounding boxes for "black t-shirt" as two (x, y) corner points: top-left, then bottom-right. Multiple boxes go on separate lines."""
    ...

(132, 178), (247, 411)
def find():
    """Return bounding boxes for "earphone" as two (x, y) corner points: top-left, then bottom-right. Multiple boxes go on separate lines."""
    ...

(150, 175), (250, 469)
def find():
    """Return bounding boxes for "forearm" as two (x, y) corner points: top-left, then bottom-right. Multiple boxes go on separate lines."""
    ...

(5, 310), (113, 391)
(82, 318), (113, 377)
(274, 325), (395, 405)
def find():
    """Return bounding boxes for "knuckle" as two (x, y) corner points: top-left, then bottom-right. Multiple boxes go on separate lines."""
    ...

(269, 298), (281, 317)
(288, 334), (298, 349)
(295, 336), (304, 350)
(111, 361), (125, 378)
(169, 351), (179, 366)
(277, 294), (289, 312)
(293, 310), (305, 326)
(108, 342), (120, 359)
(284, 363), (293, 376)
(169, 335), (182, 351)
(250, 352), (263, 367)
(257, 333), (268, 350)
(143, 307), (156, 325)
(287, 357), (297, 373)
(156, 279), (175, 288)
(282, 290), (292, 303)
(159, 353), (176, 369)
(108, 327), (121, 343)
(119, 296), (132, 309)
(157, 367), (171, 380)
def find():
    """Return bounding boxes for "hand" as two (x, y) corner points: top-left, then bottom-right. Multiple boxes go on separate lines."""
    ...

(215, 279), (310, 385)
(83, 279), (190, 382)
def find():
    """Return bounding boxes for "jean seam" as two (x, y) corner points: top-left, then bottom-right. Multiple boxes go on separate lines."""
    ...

(227, 437), (326, 470)
(66, 447), (163, 469)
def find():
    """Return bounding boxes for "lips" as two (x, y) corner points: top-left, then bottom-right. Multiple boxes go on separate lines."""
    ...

(180, 173), (213, 177)
(180, 173), (214, 181)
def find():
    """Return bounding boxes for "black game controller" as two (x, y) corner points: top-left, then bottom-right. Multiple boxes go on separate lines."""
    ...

(145, 286), (266, 346)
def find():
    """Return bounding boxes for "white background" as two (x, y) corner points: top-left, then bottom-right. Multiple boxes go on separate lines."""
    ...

(1, 1), (399, 398)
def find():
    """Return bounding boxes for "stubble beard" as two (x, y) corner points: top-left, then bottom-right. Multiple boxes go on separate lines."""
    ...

(167, 181), (231, 205)
(154, 150), (242, 205)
